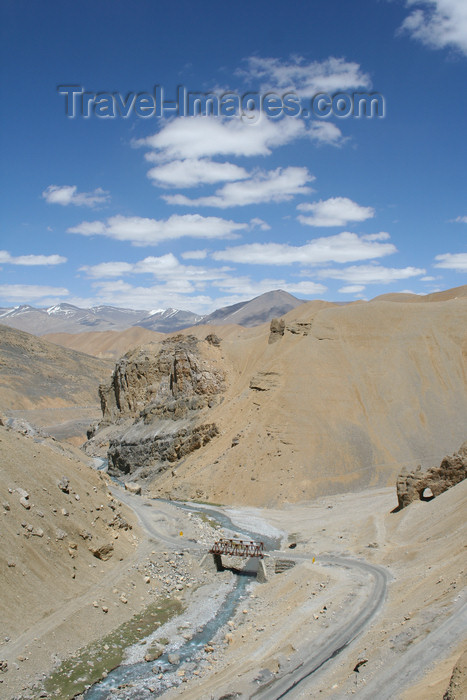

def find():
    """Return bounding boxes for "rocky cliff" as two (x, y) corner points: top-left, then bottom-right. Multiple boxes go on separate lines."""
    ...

(396, 441), (467, 509)
(88, 334), (225, 482)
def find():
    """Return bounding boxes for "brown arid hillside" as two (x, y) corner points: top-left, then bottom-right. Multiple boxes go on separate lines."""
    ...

(89, 293), (467, 506)
(0, 324), (113, 409)
(0, 324), (113, 444)
(44, 326), (165, 359)
(371, 283), (467, 303)
(0, 424), (144, 696)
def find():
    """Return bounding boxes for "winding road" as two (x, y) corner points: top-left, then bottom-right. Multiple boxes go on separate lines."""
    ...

(114, 488), (391, 699)
(251, 553), (389, 699)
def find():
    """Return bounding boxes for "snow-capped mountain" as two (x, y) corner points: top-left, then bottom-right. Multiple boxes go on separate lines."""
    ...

(0, 304), (202, 335)
(0, 291), (306, 336)
(139, 308), (205, 332)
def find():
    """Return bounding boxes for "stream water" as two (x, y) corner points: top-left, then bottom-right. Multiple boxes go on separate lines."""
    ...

(83, 501), (279, 699)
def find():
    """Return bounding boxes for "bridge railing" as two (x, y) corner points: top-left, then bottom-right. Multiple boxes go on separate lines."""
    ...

(209, 538), (264, 558)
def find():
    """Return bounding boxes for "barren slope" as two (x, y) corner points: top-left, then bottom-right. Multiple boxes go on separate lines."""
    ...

(146, 297), (467, 505)
(0, 425), (143, 695)
(0, 324), (113, 410)
(371, 283), (467, 303)
(44, 326), (164, 359)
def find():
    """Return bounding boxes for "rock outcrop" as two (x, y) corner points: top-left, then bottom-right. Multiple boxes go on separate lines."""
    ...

(268, 318), (285, 344)
(90, 335), (225, 483)
(396, 441), (467, 509)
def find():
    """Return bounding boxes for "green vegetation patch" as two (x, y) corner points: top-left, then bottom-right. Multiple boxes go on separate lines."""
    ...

(197, 511), (221, 529)
(44, 597), (183, 699)
(190, 499), (224, 507)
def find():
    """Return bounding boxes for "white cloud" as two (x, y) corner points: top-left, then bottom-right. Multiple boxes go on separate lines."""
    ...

(308, 121), (347, 146)
(77, 277), (324, 314)
(239, 56), (372, 96)
(135, 114), (344, 164)
(400, 0), (467, 55)
(68, 214), (246, 246)
(297, 197), (375, 227)
(80, 254), (230, 285)
(361, 232), (391, 241)
(42, 185), (110, 207)
(0, 250), (67, 266)
(452, 215), (467, 223)
(85, 279), (214, 313)
(338, 284), (366, 294)
(250, 217), (271, 231)
(135, 115), (306, 160)
(181, 249), (209, 260)
(0, 284), (69, 302)
(164, 167), (313, 208)
(213, 276), (326, 298)
(212, 232), (396, 265)
(315, 264), (426, 284)
(434, 252), (467, 270)
(146, 157), (249, 188)
(420, 275), (437, 281)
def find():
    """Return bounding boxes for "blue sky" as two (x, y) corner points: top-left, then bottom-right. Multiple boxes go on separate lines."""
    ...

(1, 0), (466, 313)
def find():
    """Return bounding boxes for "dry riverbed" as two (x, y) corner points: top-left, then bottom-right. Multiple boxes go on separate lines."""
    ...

(3, 482), (466, 699)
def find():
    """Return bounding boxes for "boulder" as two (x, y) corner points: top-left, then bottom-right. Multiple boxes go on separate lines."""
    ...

(124, 482), (142, 495)
(205, 333), (221, 347)
(145, 644), (164, 662)
(396, 441), (467, 509)
(90, 544), (114, 561)
(57, 476), (70, 494)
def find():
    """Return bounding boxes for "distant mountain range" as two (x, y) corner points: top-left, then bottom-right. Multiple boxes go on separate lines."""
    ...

(0, 290), (306, 336)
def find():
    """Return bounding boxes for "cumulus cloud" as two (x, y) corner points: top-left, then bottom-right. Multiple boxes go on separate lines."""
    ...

(400, 0), (467, 55)
(164, 167), (313, 208)
(212, 232), (396, 265)
(146, 158), (249, 188)
(181, 249), (209, 260)
(250, 217), (271, 231)
(85, 279), (214, 313)
(239, 55), (372, 96)
(0, 284), (69, 302)
(213, 276), (326, 298)
(434, 252), (467, 270)
(42, 185), (110, 207)
(308, 121), (347, 146)
(338, 284), (366, 294)
(80, 253), (230, 284)
(135, 114), (344, 164)
(75, 275), (324, 314)
(0, 251), (67, 266)
(68, 214), (247, 246)
(297, 197), (375, 227)
(135, 115), (305, 160)
(315, 264), (426, 284)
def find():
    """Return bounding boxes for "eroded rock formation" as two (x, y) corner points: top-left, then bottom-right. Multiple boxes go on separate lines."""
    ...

(396, 441), (467, 509)
(268, 317), (285, 343)
(89, 335), (225, 482)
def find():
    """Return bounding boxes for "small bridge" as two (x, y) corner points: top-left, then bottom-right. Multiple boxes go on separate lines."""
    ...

(202, 538), (267, 582)
(209, 538), (264, 559)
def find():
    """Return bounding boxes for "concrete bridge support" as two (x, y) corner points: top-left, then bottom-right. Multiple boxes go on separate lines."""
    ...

(200, 552), (223, 572)
(200, 552), (268, 582)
